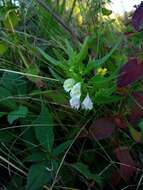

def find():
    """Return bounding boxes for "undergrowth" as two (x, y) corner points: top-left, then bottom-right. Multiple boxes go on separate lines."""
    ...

(0, 0), (143, 190)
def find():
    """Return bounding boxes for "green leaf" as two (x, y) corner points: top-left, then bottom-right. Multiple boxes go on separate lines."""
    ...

(2, 72), (27, 95)
(0, 42), (8, 55)
(34, 105), (54, 152)
(24, 64), (40, 83)
(26, 162), (51, 190)
(7, 106), (28, 124)
(102, 8), (112, 16)
(24, 151), (47, 162)
(37, 47), (59, 65)
(46, 90), (67, 104)
(0, 87), (16, 109)
(53, 140), (72, 156)
(73, 162), (102, 186)
(86, 37), (123, 73)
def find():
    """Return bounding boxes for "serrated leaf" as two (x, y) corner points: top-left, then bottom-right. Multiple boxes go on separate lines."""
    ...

(34, 105), (54, 152)
(7, 106), (28, 124)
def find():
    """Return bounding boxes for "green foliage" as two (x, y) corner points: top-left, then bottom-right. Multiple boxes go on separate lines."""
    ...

(34, 105), (54, 152)
(26, 162), (52, 190)
(7, 105), (28, 124)
(0, 0), (143, 190)
(73, 162), (102, 186)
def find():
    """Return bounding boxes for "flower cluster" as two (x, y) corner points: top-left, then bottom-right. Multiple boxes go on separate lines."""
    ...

(97, 67), (107, 76)
(63, 78), (93, 110)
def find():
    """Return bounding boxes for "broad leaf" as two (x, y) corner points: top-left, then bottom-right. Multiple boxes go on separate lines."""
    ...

(0, 87), (16, 109)
(34, 105), (54, 152)
(114, 116), (127, 129)
(26, 162), (51, 190)
(8, 106), (28, 124)
(89, 118), (115, 140)
(2, 72), (27, 95)
(73, 162), (102, 186)
(115, 147), (136, 180)
(117, 58), (143, 88)
(53, 140), (72, 157)
(128, 92), (143, 124)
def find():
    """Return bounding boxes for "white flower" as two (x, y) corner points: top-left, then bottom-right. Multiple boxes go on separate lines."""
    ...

(63, 78), (76, 92)
(70, 96), (80, 110)
(70, 82), (81, 99)
(82, 94), (93, 110)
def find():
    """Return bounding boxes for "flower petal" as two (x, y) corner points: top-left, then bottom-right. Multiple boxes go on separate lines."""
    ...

(70, 96), (80, 110)
(82, 94), (93, 110)
(63, 78), (75, 92)
(70, 82), (81, 98)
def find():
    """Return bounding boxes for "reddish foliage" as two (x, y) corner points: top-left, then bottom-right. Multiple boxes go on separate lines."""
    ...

(132, 2), (143, 31)
(114, 116), (128, 129)
(89, 118), (115, 140)
(111, 170), (121, 187)
(117, 58), (143, 88)
(115, 147), (136, 181)
(128, 92), (143, 124)
(129, 108), (143, 124)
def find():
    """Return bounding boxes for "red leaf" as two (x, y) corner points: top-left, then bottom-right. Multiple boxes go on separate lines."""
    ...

(114, 116), (127, 129)
(129, 108), (143, 124)
(132, 2), (143, 31)
(117, 58), (143, 88)
(115, 147), (136, 180)
(111, 170), (121, 187)
(89, 118), (115, 140)
(128, 92), (143, 124)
